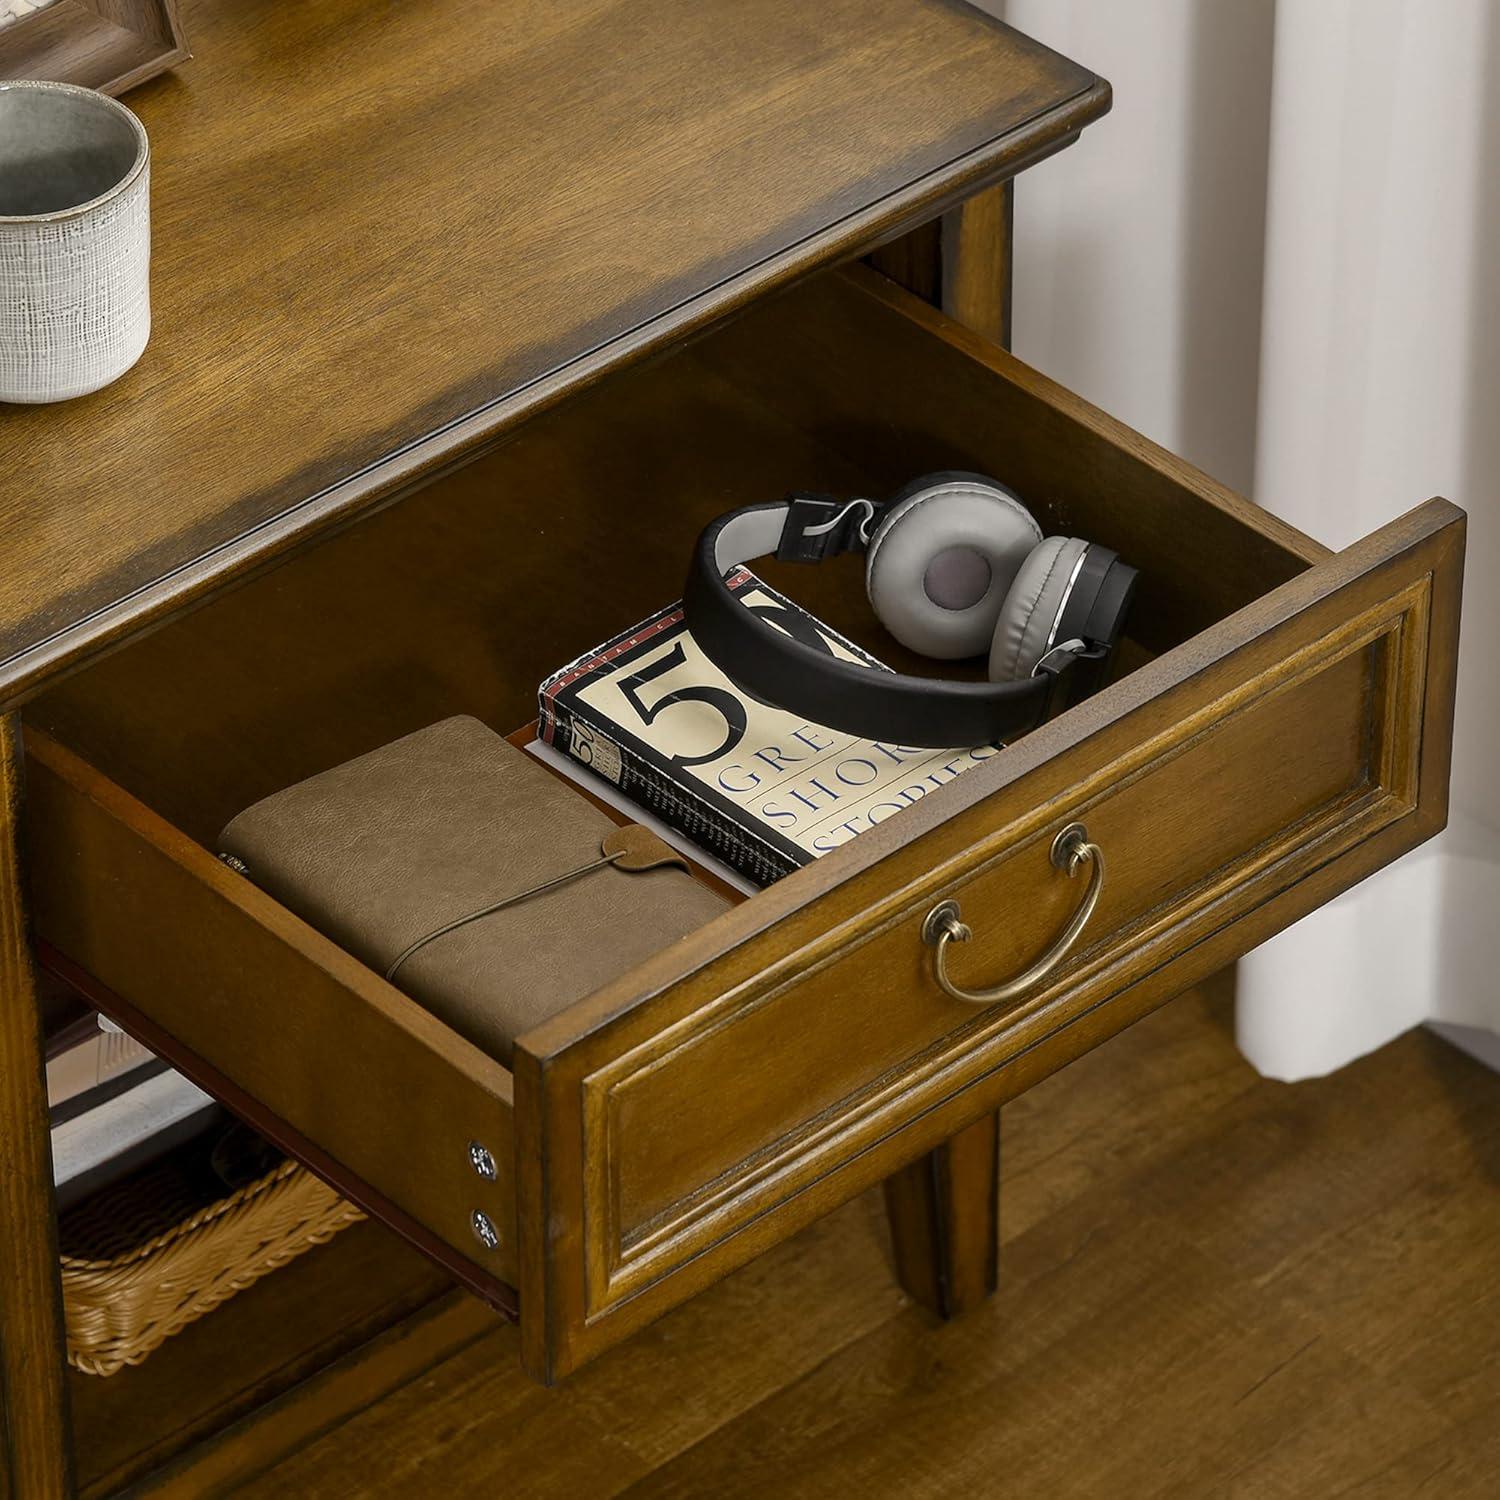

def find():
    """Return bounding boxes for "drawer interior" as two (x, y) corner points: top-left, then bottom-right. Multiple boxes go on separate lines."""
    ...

(27, 267), (1322, 850)
(21, 263), (1361, 1375)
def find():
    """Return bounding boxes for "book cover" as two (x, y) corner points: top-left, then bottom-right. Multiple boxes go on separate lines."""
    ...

(46, 1016), (157, 1112)
(51, 1069), (222, 1210)
(538, 570), (999, 886)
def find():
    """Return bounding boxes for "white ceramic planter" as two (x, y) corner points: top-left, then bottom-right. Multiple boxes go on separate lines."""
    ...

(0, 80), (150, 404)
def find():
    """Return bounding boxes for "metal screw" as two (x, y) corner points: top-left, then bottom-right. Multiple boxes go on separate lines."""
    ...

(467, 1140), (497, 1181)
(471, 1210), (500, 1251)
(218, 852), (249, 876)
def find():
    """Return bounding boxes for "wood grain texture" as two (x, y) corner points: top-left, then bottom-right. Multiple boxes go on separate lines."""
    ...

(238, 979), (1500, 1497)
(865, 172), (1012, 345)
(25, 324), (887, 849)
(883, 1110), (1000, 1319)
(126, 1292), (494, 1500)
(518, 487), (1459, 1375)
(506, 293), (1461, 1378)
(0, 715), (72, 1500)
(37, 942), (520, 1322)
(22, 730), (522, 1297)
(626, 991), (1500, 1497)
(717, 266), (1332, 650)
(24, 268), (1462, 1387)
(0, 0), (1107, 711)
(69, 1222), (464, 1500)
(864, 220), (942, 306)
(570, 643), (1370, 1241)
(0, 0), (187, 96)
(234, 1185), (910, 1498)
(0, 0), (1466, 1481)
(941, 178), (1014, 345)
(25, 266), (1316, 846)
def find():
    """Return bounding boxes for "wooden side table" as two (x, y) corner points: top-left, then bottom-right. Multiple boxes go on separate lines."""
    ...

(0, 2), (1462, 1493)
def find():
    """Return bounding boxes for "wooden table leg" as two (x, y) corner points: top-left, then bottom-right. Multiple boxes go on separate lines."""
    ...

(867, 178), (1013, 346)
(0, 714), (73, 1497)
(940, 177), (1013, 347)
(882, 1110), (1002, 1319)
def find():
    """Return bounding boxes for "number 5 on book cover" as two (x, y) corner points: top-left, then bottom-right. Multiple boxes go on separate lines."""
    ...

(540, 571), (998, 887)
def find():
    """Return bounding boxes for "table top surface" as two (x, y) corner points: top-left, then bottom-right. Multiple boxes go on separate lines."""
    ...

(0, 0), (1105, 709)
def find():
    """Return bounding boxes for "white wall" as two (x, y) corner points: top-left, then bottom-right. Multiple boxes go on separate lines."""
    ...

(996, 0), (1274, 494)
(979, 0), (1500, 1076)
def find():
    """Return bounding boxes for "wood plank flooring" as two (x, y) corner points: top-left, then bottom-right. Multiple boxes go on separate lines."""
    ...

(240, 973), (1500, 1497)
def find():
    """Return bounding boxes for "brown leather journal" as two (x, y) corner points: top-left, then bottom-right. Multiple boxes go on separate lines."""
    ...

(218, 716), (729, 1064)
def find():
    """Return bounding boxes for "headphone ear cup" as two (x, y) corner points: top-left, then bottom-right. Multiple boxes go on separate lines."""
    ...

(865, 473), (1042, 660)
(989, 536), (1090, 682)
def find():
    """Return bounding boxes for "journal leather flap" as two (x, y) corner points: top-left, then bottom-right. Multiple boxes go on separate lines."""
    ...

(218, 716), (729, 1064)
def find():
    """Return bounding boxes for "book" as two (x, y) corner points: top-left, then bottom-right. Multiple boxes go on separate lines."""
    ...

(538, 570), (999, 886)
(526, 736), (759, 896)
(217, 716), (731, 1064)
(46, 1014), (157, 1113)
(52, 1068), (222, 1211)
(39, 990), (223, 1209)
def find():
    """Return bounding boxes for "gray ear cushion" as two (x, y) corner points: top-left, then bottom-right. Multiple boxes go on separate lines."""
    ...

(989, 536), (1090, 681)
(865, 478), (1042, 660)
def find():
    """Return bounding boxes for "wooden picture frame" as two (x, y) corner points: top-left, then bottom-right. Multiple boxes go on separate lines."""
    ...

(0, 0), (188, 97)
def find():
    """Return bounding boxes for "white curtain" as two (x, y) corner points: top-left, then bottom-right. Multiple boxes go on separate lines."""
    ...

(983, 0), (1500, 1079)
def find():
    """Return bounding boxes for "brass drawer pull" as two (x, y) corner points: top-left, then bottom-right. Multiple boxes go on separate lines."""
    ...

(921, 823), (1104, 1007)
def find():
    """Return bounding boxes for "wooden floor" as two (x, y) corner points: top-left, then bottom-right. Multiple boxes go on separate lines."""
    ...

(241, 974), (1500, 1497)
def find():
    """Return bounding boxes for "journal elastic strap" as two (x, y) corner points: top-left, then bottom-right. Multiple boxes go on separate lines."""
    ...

(384, 827), (686, 981)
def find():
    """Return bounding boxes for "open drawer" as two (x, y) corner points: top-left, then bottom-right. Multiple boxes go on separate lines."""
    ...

(22, 265), (1463, 1382)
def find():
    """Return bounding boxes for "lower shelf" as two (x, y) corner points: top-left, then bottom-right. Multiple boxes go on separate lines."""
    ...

(70, 1217), (475, 1498)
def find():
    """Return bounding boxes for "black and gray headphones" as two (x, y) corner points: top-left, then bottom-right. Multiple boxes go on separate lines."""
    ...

(685, 472), (1137, 749)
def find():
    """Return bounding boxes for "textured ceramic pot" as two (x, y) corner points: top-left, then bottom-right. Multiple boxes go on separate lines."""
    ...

(0, 80), (150, 403)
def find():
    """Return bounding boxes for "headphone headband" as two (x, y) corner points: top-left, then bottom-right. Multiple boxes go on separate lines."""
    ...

(684, 495), (1082, 747)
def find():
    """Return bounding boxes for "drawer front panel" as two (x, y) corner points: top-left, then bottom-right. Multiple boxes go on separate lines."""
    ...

(518, 499), (1461, 1381)
(608, 644), (1370, 1241)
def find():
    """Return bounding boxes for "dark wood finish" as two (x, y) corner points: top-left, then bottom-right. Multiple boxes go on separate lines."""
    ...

(23, 266), (1462, 1387)
(2, 1), (1466, 1487)
(719, 268), (1331, 649)
(0, 0), (1108, 711)
(942, 178), (1015, 346)
(26, 267), (1314, 845)
(36, 943), (521, 1322)
(233, 1154), (912, 1497)
(232, 979), (1500, 1496)
(0, 0), (187, 96)
(503, 281), (1460, 1380)
(865, 220), (943, 306)
(883, 1111), (1001, 1319)
(21, 731), (522, 1296)
(865, 177), (1013, 345)
(517, 496), (1459, 1379)
(25, 330), (887, 847)
(640, 992), (1500, 1498)
(0, 715), (72, 1500)
(130, 1290), (494, 1500)
(70, 1222), (466, 1500)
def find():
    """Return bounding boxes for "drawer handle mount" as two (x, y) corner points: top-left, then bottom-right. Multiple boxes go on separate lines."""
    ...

(921, 823), (1104, 1007)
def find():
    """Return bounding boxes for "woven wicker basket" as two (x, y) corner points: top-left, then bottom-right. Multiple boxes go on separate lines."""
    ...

(60, 1156), (363, 1377)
